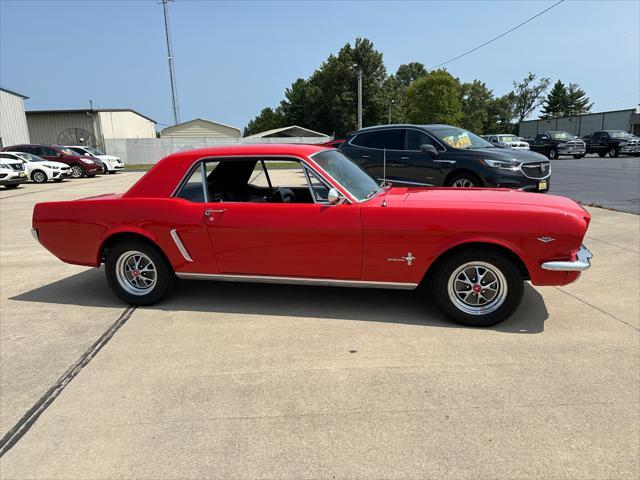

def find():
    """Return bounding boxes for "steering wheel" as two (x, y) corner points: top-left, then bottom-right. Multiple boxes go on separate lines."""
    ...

(267, 187), (295, 203)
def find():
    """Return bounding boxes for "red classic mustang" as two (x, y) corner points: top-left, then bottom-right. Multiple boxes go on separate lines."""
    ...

(31, 144), (592, 327)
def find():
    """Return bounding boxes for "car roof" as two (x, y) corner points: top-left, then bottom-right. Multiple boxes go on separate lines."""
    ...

(124, 143), (330, 199)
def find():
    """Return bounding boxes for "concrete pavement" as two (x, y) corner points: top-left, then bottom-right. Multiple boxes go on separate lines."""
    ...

(0, 174), (638, 479)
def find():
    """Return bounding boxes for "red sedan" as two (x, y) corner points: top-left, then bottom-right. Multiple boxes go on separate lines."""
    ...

(31, 144), (592, 327)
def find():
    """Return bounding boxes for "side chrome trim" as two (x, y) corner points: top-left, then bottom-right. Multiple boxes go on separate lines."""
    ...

(541, 244), (592, 271)
(175, 272), (418, 290)
(30, 228), (39, 243)
(377, 178), (433, 187)
(170, 229), (193, 262)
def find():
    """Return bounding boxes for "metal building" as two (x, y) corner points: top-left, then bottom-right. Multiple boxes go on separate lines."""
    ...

(25, 108), (156, 150)
(160, 118), (241, 138)
(519, 108), (640, 138)
(244, 125), (328, 139)
(0, 87), (30, 148)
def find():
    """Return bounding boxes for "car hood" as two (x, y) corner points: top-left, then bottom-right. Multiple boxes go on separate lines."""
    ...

(381, 186), (588, 217)
(97, 155), (120, 161)
(467, 147), (547, 163)
(41, 161), (68, 168)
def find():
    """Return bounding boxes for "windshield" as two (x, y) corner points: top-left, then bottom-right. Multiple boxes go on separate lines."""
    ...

(83, 146), (105, 155)
(312, 150), (380, 202)
(15, 153), (45, 162)
(60, 147), (79, 156)
(549, 131), (575, 140)
(430, 126), (494, 149)
(608, 130), (633, 139)
(497, 135), (518, 143)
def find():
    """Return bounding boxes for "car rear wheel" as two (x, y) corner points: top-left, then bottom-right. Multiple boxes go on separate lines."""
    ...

(106, 239), (176, 306)
(608, 147), (619, 158)
(70, 164), (85, 178)
(598, 152), (607, 158)
(432, 249), (524, 327)
(548, 148), (558, 159)
(447, 173), (480, 188)
(573, 154), (585, 159)
(31, 170), (47, 183)
(4, 184), (19, 189)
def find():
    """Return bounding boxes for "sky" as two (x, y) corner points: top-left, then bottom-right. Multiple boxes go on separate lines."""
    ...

(1, 0), (639, 130)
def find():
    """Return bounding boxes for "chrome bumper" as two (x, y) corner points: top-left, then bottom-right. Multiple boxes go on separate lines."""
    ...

(541, 245), (592, 271)
(31, 228), (39, 243)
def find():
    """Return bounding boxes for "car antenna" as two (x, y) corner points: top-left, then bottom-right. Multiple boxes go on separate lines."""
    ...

(381, 148), (388, 207)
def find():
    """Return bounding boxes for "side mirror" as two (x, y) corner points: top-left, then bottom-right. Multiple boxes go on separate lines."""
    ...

(327, 188), (341, 205)
(420, 144), (438, 156)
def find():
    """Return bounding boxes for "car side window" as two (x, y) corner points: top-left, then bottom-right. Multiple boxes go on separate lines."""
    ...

(592, 132), (600, 141)
(350, 132), (375, 148)
(406, 129), (439, 151)
(176, 163), (207, 203)
(41, 147), (59, 157)
(371, 129), (405, 150)
(304, 168), (330, 203)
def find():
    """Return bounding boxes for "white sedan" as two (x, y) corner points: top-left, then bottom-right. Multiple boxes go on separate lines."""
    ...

(67, 146), (125, 174)
(0, 152), (70, 183)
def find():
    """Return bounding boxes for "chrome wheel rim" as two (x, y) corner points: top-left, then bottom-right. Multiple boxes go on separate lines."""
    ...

(115, 250), (157, 296)
(452, 178), (475, 188)
(32, 171), (46, 183)
(609, 148), (616, 157)
(447, 261), (508, 315)
(71, 165), (83, 178)
(550, 150), (557, 159)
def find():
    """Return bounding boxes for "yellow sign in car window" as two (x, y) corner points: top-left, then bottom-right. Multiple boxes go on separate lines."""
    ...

(443, 133), (472, 149)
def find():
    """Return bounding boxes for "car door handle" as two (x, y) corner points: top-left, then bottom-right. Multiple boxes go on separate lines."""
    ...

(204, 208), (226, 216)
(400, 156), (410, 160)
(361, 154), (371, 159)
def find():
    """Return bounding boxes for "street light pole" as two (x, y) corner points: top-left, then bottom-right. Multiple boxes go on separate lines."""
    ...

(388, 99), (395, 124)
(356, 68), (363, 130)
(162, 0), (180, 125)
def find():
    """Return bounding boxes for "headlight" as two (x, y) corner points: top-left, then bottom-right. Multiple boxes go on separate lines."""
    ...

(480, 159), (520, 171)
(81, 159), (94, 165)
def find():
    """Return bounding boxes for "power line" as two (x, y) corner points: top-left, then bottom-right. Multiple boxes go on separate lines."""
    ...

(429, 0), (565, 71)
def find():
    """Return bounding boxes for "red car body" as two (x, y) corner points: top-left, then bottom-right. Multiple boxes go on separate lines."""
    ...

(32, 144), (592, 325)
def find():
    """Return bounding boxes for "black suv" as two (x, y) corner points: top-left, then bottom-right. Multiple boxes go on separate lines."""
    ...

(339, 124), (551, 192)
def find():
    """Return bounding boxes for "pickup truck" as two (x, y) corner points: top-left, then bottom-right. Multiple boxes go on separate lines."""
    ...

(525, 131), (586, 159)
(582, 130), (640, 158)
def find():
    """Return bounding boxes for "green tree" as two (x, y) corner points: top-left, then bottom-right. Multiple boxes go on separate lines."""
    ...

(511, 72), (551, 125)
(460, 80), (494, 134)
(485, 93), (517, 133)
(539, 80), (568, 119)
(395, 62), (427, 88)
(404, 69), (463, 125)
(243, 107), (286, 136)
(565, 82), (593, 115)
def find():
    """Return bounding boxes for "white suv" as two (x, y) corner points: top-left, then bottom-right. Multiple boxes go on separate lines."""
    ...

(67, 146), (125, 174)
(0, 152), (70, 183)
(0, 157), (27, 189)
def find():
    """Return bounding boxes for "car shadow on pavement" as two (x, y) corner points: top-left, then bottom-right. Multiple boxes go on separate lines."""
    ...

(10, 268), (548, 333)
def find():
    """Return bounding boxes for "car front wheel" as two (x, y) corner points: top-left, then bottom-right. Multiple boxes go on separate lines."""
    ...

(106, 239), (176, 306)
(548, 148), (558, 159)
(598, 152), (607, 158)
(573, 154), (585, 159)
(432, 249), (524, 327)
(31, 170), (48, 183)
(70, 164), (85, 178)
(608, 147), (619, 158)
(447, 173), (480, 188)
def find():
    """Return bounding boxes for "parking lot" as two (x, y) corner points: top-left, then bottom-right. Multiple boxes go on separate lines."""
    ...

(0, 170), (638, 478)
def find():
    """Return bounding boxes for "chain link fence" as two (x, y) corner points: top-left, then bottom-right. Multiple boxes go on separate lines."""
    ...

(104, 136), (331, 164)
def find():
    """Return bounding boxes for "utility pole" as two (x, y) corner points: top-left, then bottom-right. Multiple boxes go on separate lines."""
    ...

(356, 67), (363, 130)
(388, 99), (395, 124)
(162, 0), (180, 125)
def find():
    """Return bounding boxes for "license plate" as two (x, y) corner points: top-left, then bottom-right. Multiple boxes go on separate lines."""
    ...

(538, 180), (547, 190)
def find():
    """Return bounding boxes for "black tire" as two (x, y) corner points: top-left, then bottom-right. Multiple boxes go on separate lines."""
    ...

(432, 249), (524, 327)
(53, 178), (64, 182)
(608, 147), (619, 158)
(31, 170), (48, 183)
(548, 148), (558, 160)
(4, 184), (20, 189)
(108, 171), (116, 174)
(573, 154), (585, 159)
(70, 164), (85, 178)
(105, 239), (176, 306)
(598, 152), (607, 158)
(446, 173), (481, 188)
